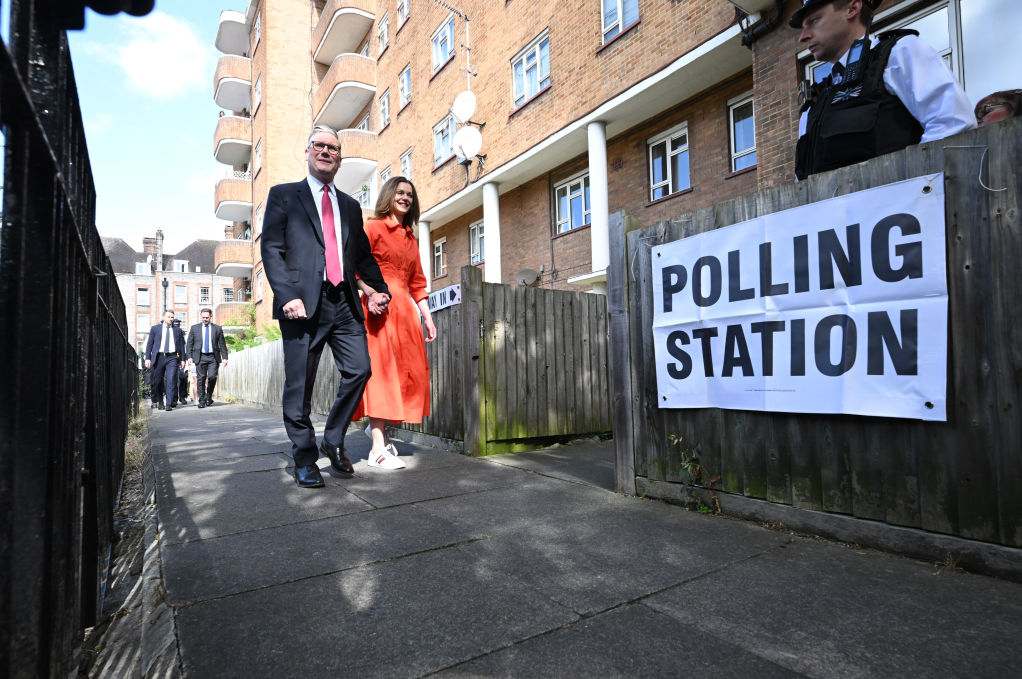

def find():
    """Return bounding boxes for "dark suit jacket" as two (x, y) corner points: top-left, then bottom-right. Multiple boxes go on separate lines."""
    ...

(186, 322), (229, 364)
(144, 323), (185, 364)
(260, 178), (389, 322)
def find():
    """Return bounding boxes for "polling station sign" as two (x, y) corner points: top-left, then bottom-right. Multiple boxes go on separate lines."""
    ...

(652, 174), (947, 421)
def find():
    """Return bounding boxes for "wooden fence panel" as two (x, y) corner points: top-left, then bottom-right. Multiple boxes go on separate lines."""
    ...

(615, 120), (1022, 548)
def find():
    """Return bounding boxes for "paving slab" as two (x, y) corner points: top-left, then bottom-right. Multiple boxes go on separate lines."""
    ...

(340, 456), (524, 507)
(161, 503), (481, 604)
(484, 440), (616, 491)
(644, 538), (1022, 678)
(174, 541), (579, 679)
(434, 603), (802, 678)
(154, 465), (373, 544)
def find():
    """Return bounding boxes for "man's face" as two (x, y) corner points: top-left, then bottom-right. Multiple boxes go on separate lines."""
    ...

(799, 2), (861, 64)
(306, 132), (341, 184)
(201, 312), (212, 324)
(163, 312), (175, 326)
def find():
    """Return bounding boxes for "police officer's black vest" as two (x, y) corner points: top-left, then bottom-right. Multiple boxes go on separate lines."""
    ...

(795, 30), (923, 180)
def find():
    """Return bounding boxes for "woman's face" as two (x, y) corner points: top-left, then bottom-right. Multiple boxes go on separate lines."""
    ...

(390, 182), (414, 219)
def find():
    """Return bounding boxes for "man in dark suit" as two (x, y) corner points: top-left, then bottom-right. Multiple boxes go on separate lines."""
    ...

(186, 307), (229, 408)
(261, 125), (392, 488)
(144, 310), (186, 411)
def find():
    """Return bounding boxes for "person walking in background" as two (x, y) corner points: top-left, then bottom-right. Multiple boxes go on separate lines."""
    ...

(261, 125), (392, 488)
(144, 310), (185, 411)
(975, 89), (1021, 126)
(354, 177), (437, 470)
(186, 308), (229, 408)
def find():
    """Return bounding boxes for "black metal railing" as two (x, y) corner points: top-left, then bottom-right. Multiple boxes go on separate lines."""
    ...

(1, 2), (143, 677)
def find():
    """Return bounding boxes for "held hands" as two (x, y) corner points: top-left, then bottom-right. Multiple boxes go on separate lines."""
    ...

(367, 292), (390, 316)
(282, 298), (307, 320)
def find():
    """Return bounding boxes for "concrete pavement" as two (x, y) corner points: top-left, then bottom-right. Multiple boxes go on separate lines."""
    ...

(146, 401), (1022, 678)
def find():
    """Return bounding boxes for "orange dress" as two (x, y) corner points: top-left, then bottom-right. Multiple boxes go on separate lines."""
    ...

(353, 216), (431, 422)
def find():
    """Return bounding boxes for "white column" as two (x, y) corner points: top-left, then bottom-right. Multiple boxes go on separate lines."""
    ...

(587, 120), (610, 274)
(418, 221), (431, 292)
(483, 182), (502, 283)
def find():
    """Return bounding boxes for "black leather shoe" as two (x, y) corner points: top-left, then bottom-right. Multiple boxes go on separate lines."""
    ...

(319, 441), (354, 474)
(197, 400), (205, 408)
(156, 402), (164, 410)
(294, 464), (325, 488)
(165, 405), (175, 411)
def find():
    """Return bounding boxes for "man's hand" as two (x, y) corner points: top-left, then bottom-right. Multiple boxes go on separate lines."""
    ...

(367, 292), (390, 316)
(222, 359), (229, 367)
(282, 298), (307, 320)
(145, 359), (151, 369)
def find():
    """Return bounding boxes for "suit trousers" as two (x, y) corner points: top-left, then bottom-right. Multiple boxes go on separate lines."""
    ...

(154, 353), (178, 406)
(196, 354), (219, 398)
(280, 284), (370, 466)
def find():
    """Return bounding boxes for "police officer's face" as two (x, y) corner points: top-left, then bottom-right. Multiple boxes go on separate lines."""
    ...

(799, 2), (860, 64)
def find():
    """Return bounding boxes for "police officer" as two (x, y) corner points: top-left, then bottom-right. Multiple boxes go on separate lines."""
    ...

(792, 0), (975, 180)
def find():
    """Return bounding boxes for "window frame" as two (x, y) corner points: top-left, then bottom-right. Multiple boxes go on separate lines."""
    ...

(253, 138), (263, 175)
(469, 220), (484, 264)
(252, 12), (261, 51)
(433, 115), (456, 165)
(223, 287), (235, 303)
(354, 114), (370, 131)
(553, 171), (591, 234)
(381, 166), (392, 185)
(433, 236), (447, 278)
(601, 0), (640, 44)
(646, 123), (691, 202)
(173, 260), (188, 273)
(379, 88), (391, 128)
(378, 12), (390, 53)
(136, 287), (150, 306)
(135, 262), (148, 275)
(199, 286), (211, 305)
(728, 92), (757, 173)
(431, 13), (455, 71)
(137, 313), (150, 329)
(400, 149), (413, 180)
(511, 30), (551, 109)
(397, 0), (409, 26)
(398, 64), (412, 108)
(174, 284), (187, 304)
(253, 75), (262, 113)
(255, 270), (263, 302)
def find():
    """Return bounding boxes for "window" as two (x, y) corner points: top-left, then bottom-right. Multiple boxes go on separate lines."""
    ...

(431, 14), (455, 71)
(174, 284), (187, 303)
(378, 12), (389, 53)
(137, 314), (149, 329)
(379, 89), (391, 128)
(554, 173), (591, 233)
(470, 221), (484, 264)
(354, 114), (369, 131)
(381, 166), (392, 185)
(255, 271), (263, 302)
(729, 94), (756, 172)
(433, 115), (456, 165)
(602, 0), (639, 43)
(135, 262), (148, 275)
(252, 12), (261, 50)
(355, 184), (371, 208)
(173, 260), (188, 272)
(174, 311), (187, 325)
(400, 149), (413, 180)
(512, 31), (550, 108)
(399, 65), (412, 108)
(136, 340), (145, 356)
(397, 0), (409, 26)
(223, 287), (235, 303)
(360, 42), (370, 58)
(253, 75), (262, 112)
(253, 138), (263, 175)
(199, 286), (211, 305)
(136, 287), (150, 306)
(255, 203), (264, 236)
(433, 237), (447, 278)
(648, 125), (690, 200)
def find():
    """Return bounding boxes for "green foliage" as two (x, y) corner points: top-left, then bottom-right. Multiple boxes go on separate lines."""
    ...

(225, 305), (281, 352)
(667, 433), (722, 515)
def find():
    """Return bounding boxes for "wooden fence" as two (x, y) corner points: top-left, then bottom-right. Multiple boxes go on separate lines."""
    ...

(219, 266), (612, 454)
(609, 119), (1022, 556)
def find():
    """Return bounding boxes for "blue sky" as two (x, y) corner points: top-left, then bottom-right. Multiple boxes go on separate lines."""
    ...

(67, 1), (246, 254)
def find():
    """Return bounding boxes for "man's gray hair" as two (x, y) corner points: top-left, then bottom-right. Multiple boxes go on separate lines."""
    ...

(307, 125), (339, 145)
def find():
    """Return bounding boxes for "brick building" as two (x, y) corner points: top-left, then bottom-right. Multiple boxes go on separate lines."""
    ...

(212, 0), (1009, 331)
(104, 229), (248, 357)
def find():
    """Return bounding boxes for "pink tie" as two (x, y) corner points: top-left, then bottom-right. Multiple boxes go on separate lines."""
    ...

(321, 185), (342, 285)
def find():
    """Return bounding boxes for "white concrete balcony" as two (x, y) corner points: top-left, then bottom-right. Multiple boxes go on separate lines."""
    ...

(213, 115), (252, 166)
(214, 170), (252, 222)
(213, 55), (251, 112)
(214, 239), (254, 279)
(313, 0), (375, 65)
(215, 9), (250, 56)
(313, 54), (376, 131)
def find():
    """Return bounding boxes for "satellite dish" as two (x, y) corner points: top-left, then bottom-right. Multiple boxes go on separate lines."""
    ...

(453, 126), (482, 160)
(515, 268), (539, 286)
(451, 90), (477, 124)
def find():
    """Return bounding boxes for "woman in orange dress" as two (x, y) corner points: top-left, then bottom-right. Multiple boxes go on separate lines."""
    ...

(354, 177), (437, 469)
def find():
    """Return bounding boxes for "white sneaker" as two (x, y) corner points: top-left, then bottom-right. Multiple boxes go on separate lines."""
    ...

(367, 448), (405, 469)
(386, 443), (400, 457)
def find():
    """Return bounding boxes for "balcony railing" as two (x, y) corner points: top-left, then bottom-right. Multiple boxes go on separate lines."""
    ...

(213, 54), (251, 112)
(214, 171), (253, 222)
(213, 114), (252, 166)
(313, 0), (375, 65)
(215, 9), (250, 56)
(313, 54), (376, 131)
(214, 239), (254, 278)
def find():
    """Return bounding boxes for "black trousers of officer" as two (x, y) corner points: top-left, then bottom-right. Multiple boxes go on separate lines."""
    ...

(196, 353), (220, 400)
(153, 352), (178, 406)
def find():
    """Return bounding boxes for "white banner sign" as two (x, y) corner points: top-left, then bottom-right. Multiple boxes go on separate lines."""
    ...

(652, 174), (947, 421)
(427, 284), (461, 312)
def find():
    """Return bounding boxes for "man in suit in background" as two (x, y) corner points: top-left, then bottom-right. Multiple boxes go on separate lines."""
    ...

(186, 308), (229, 408)
(144, 310), (186, 411)
(261, 125), (392, 488)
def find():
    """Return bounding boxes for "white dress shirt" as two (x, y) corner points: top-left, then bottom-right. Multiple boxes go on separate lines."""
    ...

(306, 175), (344, 282)
(799, 34), (976, 142)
